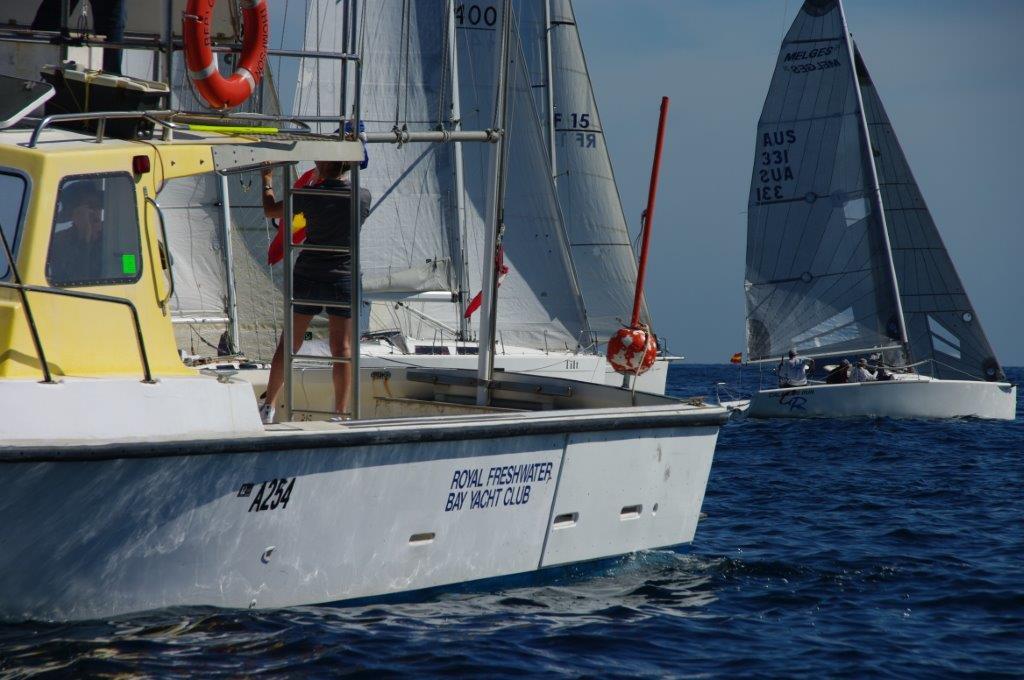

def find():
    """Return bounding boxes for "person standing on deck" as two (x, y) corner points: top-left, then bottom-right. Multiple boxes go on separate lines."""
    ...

(778, 348), (813, 388)
(258, 160), (371, 424)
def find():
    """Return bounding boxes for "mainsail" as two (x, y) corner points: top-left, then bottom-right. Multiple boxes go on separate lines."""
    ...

(516, 0), (649, 343)
(854, 48), (1005, 382)
(295, 0), (587, 350)
(295, 0), (458, 297)
(745, 0), (903, 363)
(454, 2), (588, 350)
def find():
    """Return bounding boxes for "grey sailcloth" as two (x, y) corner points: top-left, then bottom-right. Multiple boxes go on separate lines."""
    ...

(745, 0), (901, 362)
(854, 46), (1005, 381)
(516, 0), (648, 343)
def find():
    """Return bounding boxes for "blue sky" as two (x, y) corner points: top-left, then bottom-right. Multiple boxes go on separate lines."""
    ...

(575, 0), (1023, 364)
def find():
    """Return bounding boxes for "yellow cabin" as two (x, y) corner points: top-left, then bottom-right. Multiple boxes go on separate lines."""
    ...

(0, 121), (362, 382)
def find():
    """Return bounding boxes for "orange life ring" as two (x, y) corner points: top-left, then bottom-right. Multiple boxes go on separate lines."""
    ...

(183, 0), (269, 110)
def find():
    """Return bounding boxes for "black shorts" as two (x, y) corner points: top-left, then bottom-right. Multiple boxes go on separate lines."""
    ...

(292, 274), (352, 318)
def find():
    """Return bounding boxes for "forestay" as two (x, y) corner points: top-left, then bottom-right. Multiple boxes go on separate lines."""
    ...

(745, 0), (901, 362)
(515, 0), (648, 343)
(854, 47), (1005, 382)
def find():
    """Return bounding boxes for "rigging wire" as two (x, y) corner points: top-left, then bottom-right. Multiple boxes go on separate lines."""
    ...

(437, 0), (453, 128)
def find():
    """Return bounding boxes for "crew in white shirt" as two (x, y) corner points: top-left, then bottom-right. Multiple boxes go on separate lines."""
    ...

(778, 348), (814, 387)
(850, 358), (877, 383)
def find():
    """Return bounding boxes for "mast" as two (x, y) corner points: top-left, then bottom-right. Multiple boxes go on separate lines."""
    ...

(340, 0), (351, 118)
(447, 0), (471, 338)
(349, 0), (363, 418)
(217, 174), (240, 353)
(837, 0), (909, 353)
(543, 0), (557, 184)
(475, 0), (513, 406)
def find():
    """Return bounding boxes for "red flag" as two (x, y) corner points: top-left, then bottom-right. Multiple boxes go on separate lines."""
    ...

(464, 247), (510, 319)
(730, 352), (743, 364)
(267, 168), (322, 265)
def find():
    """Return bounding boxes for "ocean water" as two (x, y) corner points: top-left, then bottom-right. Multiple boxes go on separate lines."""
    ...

(2, 364), (1021, 677)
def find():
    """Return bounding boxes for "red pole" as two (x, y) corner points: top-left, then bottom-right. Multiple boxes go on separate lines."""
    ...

(630, 96), (670, 328)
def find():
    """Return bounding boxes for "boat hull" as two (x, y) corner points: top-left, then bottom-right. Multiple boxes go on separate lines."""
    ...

(748, 378), (1016, 420)
(0, 409), (720, 621)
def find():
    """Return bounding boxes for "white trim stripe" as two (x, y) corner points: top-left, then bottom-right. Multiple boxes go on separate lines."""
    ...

(189, 59), (218, 80)
(237, 68), (256, 93)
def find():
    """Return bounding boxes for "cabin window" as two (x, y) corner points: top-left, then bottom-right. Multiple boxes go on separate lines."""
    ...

(0, 169), (29, 281)
(46, 173), (143, 287)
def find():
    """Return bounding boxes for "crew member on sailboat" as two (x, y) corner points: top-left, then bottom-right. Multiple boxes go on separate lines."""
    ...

(778, 349), (813, 388)
(259, 160), (371, 423)
(850, 358), (876, 383)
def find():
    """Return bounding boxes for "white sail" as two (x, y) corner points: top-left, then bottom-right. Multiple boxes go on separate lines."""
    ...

(295, 0), (459, 297)
(294, 1), (458, 296)
(293, 0), (587, 351)
(515, 0), (649, 343)
(745, 0), (902, 362)
(854, 46), (1005, 382)
(452, 1), (588, 350)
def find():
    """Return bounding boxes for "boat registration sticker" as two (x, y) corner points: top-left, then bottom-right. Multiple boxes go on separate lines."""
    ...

(238, 477), (296, 512)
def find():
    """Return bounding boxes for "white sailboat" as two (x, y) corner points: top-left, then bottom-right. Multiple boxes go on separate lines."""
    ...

(283, 0), (669, 394)
(0, 0), (726, 621)
(744, 0), (1015, 420)
(516, 0), (673, 387)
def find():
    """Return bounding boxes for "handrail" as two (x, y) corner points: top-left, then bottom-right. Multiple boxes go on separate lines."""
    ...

(0, 281), (155, 383)
(0, 30), (359, 62)
(144, 193), (175, 306)
(0, 224), (52, 383)
(27, 111), (177, 148)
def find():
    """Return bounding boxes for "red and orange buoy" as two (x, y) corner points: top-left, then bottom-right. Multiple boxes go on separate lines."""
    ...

(607, 96), (670, 379)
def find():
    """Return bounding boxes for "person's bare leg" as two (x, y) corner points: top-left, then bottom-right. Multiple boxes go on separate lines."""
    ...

(264, 313), (315, 409)
(328, 314), (353, 416)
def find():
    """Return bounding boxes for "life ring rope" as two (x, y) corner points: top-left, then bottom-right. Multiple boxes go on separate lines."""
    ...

(183, 0), (269, 110)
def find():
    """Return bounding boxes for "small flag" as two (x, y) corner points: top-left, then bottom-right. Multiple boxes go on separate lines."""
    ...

(730, 352), (743, 364)
(465, 246), (510, 319)
(267, 168), (322, 265)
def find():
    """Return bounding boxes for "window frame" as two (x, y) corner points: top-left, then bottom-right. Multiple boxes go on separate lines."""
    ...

(45, 171), (144, 288)
(0, 166), (32, 282)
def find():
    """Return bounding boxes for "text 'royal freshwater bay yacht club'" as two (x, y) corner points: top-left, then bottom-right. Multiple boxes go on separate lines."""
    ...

(0, 0), (727, 621)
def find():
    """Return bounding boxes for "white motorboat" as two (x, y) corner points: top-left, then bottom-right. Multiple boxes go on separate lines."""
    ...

(743, 0), (1015, 420)
(0, 0), (723, 622)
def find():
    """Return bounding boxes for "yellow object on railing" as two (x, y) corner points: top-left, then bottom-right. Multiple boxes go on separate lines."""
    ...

(186, 123), (280, 135)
